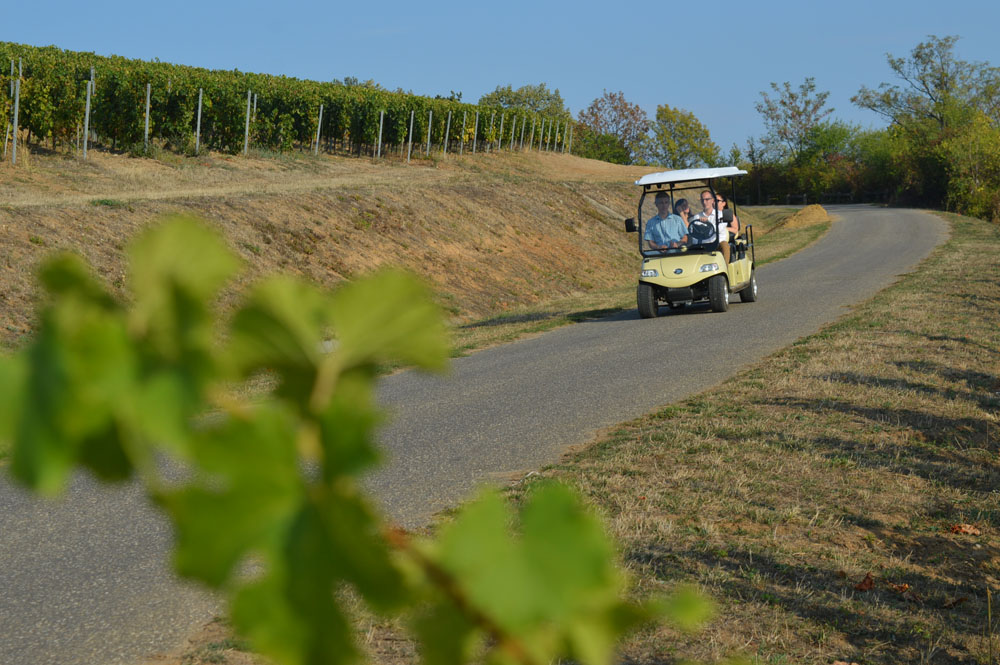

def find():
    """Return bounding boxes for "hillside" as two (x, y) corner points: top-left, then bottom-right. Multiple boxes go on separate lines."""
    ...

(0, 149), (658, 349)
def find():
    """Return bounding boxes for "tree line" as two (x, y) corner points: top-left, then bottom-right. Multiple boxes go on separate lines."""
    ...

(569, 35), (1000, 221)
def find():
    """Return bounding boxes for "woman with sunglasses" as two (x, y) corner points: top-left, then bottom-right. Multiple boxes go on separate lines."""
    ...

(715, 194), (740, 263)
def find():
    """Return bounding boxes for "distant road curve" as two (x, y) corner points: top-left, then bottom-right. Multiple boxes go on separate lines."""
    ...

(0, 206), (946, 665)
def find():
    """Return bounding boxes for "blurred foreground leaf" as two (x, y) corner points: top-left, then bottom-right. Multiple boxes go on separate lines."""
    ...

(413, 483), (662, 665)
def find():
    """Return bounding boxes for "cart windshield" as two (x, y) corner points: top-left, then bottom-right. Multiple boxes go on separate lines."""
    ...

(637, 183), (722, 258)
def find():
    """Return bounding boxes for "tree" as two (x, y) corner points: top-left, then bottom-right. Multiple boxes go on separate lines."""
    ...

(852, 35), (1000, 130)
(940, 111), (1000, 219)
(572, 125), (631, 165)
(641, 104), (719, 168)
(755, 77), (833, 162)
(852, 35), (1000, 211)
(576, 90), (649, 163)
(478, 83), (569, 118)
(332, 76), (383, 89)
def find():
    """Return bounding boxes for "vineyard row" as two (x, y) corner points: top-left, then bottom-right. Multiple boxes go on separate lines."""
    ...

(1, 42), (575, 160)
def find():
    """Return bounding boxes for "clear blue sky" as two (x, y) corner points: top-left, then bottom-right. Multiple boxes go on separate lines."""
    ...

(4, 0), (998, 156)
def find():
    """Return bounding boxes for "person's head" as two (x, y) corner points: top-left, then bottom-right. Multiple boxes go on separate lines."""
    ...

(674, 198), (690, 216)
(653, 191), (671, 214)
(700, 190), (716, 212)
(716, 193), (727, 209)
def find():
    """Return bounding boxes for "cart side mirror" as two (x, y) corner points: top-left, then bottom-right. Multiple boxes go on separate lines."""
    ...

(722, 209), (734, 224)
(624, 217), (637, 233)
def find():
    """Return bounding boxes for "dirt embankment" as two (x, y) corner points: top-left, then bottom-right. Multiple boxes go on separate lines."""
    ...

(0, 150), (652, 348)
(768, 203), (831, 232)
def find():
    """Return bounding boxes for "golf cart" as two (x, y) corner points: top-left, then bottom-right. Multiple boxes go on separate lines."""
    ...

(624, 167), (757, 317)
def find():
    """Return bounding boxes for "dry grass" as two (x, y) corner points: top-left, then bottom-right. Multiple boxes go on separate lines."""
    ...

(0, 149), (649, 351)
(141, 618), (261, 665)
(531, 211), (1000, 663)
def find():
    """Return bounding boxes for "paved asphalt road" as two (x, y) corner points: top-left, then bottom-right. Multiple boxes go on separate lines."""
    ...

(0, 206), (946, 665)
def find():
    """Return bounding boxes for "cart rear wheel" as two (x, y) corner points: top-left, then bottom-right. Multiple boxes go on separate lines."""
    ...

(740, 271), (758, 303)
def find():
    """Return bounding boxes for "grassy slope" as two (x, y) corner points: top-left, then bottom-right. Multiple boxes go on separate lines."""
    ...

(0, 147), (810, 357)
(534, 211), (1000, 664)
(0, 149), (649, 349)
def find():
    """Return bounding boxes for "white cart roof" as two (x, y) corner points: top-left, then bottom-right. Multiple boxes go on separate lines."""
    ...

(635, 166), (748, 187)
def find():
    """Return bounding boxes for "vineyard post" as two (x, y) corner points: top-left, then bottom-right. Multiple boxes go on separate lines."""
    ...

(314, 104), (324, 155)
(89, 66), (94, 143)
(472, 111), (479, 153)
(538, 118), (544, 151)
(567, 125), (573, 154)
(406, 110), (414, 163)
(554, 122), (560, 152)
(11, 78), (20, 164)
(243, 89), (251, 156)
(497, 113), (504, 152)
(519, 117), (526, 150)
(488, 112), (494, 153)
(425, 110), (432, 156)
(376, 110), (384, 158)
(509, 116), (516, 151)
(144, 83), (151, 152)
(195, 88), (203, 155)
(83, 80), (92, 160)
(442, 111), (451, 155)
(8, 59), (12, 97)
(459, 111), (466, 155)
(252, 93), (257, 121)
(529, 117), (535, 151)
(546, 119), (552, 151)
(4, 123), (9, 160)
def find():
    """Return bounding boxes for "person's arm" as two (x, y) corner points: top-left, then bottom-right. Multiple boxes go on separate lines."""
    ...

(643, 224), (655, 248)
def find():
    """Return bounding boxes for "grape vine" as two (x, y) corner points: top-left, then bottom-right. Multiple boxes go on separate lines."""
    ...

(0, 42), (572, 157)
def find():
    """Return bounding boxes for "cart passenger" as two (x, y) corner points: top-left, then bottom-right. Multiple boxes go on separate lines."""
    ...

(691, 190), (731, 261)
(644, 191), (688, 250)
(674, 198), (692, 232)
(716, 193), (739, 241)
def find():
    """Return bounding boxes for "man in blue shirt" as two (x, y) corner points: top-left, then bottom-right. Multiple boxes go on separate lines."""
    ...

(644, 192), (688, 250)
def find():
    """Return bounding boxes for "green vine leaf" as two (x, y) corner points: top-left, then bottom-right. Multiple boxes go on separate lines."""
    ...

(414, 483), (660, 665)
(330, 269), (449, 373)
(10, 254), (135, 493)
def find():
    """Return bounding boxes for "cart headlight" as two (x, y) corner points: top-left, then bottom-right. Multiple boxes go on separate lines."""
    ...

(641, 269), (658, 278)
(699, 263), (720, 273)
